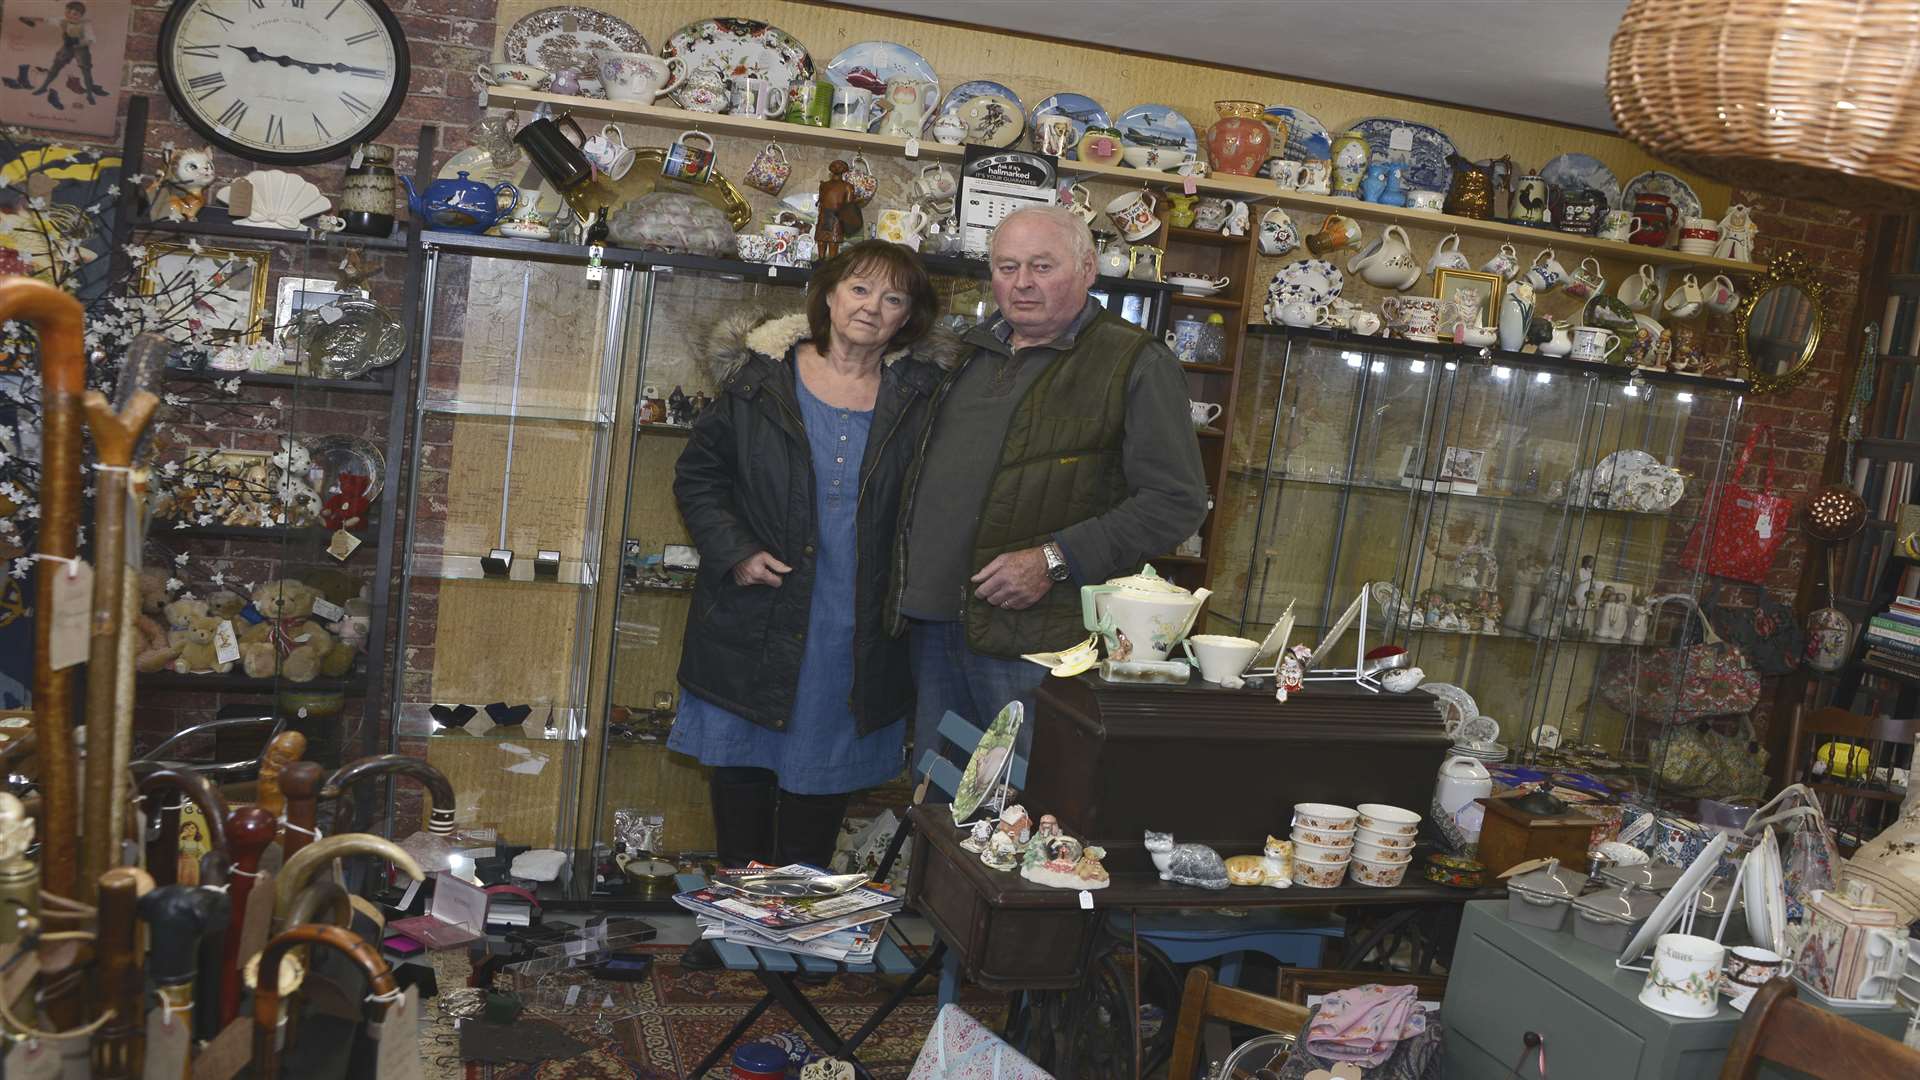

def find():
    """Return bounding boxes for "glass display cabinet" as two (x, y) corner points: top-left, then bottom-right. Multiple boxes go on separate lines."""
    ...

(1215, 327), (1747, 795)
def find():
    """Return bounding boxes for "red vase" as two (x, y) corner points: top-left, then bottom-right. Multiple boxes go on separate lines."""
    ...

(1206, 100), (1272, 177)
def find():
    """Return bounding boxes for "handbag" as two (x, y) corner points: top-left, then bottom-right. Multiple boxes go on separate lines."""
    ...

(1744, 783), (1841, 923)
(909, 1004), (1053, 1080)
(1706, 585), (1804, 676)
(1650, 717), (1769, 799)
(1680, 424), (1794, 584)
(1599, 594), (1761, 723)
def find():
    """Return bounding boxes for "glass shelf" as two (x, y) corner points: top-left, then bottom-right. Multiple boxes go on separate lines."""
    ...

(412, 553), (598, 587)
(419, 398), (614, 425)
(395, 702), (588, 741)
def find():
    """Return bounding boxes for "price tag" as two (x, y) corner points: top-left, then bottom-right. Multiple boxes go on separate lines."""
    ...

(328, 529), (362, 562)
(768, 265), (778, 277)
(1389, 126), (1414, 154)
(4, 1037), (61, 1080)
(143, 1007), (192, 1080)
(1756, 515), (1772, 540)
(373, 987), (423, 1080)
(1079, 890), (1094, 910)
(563, 985), (580, 1006)
(214, 619), (241, 666)
(904, 137), (921, 159)
(49, 557), (92, 671)
(1182, 175), (1197, 196)
(310, 596), (346, 622)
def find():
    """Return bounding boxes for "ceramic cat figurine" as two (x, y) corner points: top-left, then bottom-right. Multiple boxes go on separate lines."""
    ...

(1225, 835), (1293, 888)
(1144, 830), (1229, 890)
(147, 146), (215, 222)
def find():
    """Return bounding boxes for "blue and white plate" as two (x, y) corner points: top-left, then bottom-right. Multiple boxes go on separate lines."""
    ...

(1115, 103), (1198, 154)
(1344, 116), (1458, 193)
(825, 40), (939, 131)
(936, 79), (1025, 146)
(1263, 105), (1332, 161)
(1267, 259), (1344, 307)
(1030, 93), (1109, 159)
(1542, 152), (1622, 210)
(1623, 170), (1703, 222)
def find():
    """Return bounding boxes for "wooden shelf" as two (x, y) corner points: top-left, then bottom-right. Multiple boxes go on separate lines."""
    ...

(1166, 293), (1243, 311)
(1182, 362), (1235, 374)
(487, 88), (1764, 276)
(166, 367), (396, 395)
(1196, 426), (1226, 439)
(1165, 226), (1248, 248)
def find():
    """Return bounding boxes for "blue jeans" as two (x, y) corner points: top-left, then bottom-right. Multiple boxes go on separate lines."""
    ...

(908, 619), (1050, 781)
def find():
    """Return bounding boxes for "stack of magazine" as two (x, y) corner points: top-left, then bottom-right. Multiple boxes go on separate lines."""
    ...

(673, 863), (899, 964)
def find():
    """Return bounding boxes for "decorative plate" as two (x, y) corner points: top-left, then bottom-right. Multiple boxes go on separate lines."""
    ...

(1115, 103), (1198, 155)
(1623, 169), (1703, 222)
(1344, 116), (1458, 193)
(1530, 723), (1564, 750)
(1456, 714), (1502, 745)
(826, 40), (938, 130)
(1030, 93), (1109, 159)
(562, 147), (753, 231)
(950, 701), (1023, 826)
(502, 6), (647, 98)
(1421, 682), (1480, 737)
(1267, 258), (1344, 307)
(292, 299), (405, 381)
(1542, 152), (1622, 210)
(1743, 826), (1784, 956)
(1619, 830), (1729, 964)
(935, 79), (1024, 146)
(307, 434), (387, 504)
(661, 17), (814, 111)
(1166, 274), (1227, 295)
(1262, 105), (1333, 161)
(1251, 599), (1296, 667)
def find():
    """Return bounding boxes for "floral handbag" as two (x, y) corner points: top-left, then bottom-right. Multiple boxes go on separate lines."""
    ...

(909, 1004), (1052, 1080)
(1679, 424), (1794, 584)
(1744, 783), (1840, 923)
(1706, 586), (1804, 677)
(1599, 595), (1761, 723)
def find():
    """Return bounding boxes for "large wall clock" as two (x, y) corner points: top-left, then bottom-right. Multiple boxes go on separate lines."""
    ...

(158, 0), (410, 165)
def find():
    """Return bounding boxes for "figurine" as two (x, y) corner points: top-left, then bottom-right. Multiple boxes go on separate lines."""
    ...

(0, 793), (34, 862)
(1379, 161), (1409, 207)
(1529, 564), (1564, 637)
(1224, 835), (1293, 888)
(815, 160), (863, 259)
(1031, 813), (1061, 844)
(961, 818), (993, 853)
(146, 145), (215, 222)
(1596, 587), (1629, 640)
(981, 828), (1020, 871)
(1021, 830), (1096, 888)
(1360, 161), (1391, 203)
(998, 803), (1032, 846)
(1570, 555), (1594, 613)
(1627, 601), (1652, 644)
(1143, 830), (1230, 890)
(1073, 845), (1111, 889)
(1221, 200), (1250, 237)
(1381, 666), (1425, 693)
(1276, 643), (1308, 701)
(666, 385), (691, 426)
(1715, 204), (1755, 262)
(876, 77), (927, 138)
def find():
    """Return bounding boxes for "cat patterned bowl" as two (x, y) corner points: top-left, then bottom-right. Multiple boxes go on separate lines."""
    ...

(1355, 826), (1414, 851)
(1355, 803), (1421, 836)
(1293, 803), (1358, 831)
(1349, 854), (1411, 887)
(1290, 823), (1356, 848)
(1292, 855), (1347, 888)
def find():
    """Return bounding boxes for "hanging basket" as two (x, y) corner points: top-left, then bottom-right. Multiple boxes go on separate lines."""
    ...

(1608, 0), (1920, 210)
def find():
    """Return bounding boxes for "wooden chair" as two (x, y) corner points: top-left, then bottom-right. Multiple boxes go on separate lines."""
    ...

(1168, 965), (1311, 1080)
(1784, 705), (1919, 852)
(1719, 978), (1920, 1079)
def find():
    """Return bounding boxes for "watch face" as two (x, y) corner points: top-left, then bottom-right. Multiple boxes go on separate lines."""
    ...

(160, 0), (409, 164)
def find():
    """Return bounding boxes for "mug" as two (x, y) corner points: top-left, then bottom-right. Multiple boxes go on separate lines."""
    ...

(1407, 189), (1446, 212)
(1305, 213), (1362, 255)
(1617, 263), (1658, 310)
(874, 206), (929, 248)
(1268, 159), (1303, 191)
(832, 87), (875, 131)
(1598, 209), (1636, 242)
(1166, 319), (1204, 362)
(1723, 945), (1791, 991)
(1525, 248), (1566, 291)
(735, 233), (770, 262)
(1664, 273), (1704, 319)
(915, 163), (958, 201)
(1564, 256), (1606, 300)
(1258, 207), (1298, 256)
(1481, 242), (1520, 278)
(661, 130), (716, 182)
(763, 222), (800, 263)
(1066, 183), (1096, 226)
(1037, 115), (1078, 157)
(1570, 325), (1620, 363)
(744, 141), (790, 195)
(1677, 215), (1721, 254)
(1189, 400), (1223, 429)
(1106, 188), (1162, 241)
(844, 153), (878, 206)
(1512, 174), (1551, 224)
(1426, 232), (1470, 275)
(581, 124), (635, 181)
(785, 78), (834, 127)
(1640, 933), (1724, 1018)
(728, 76), (786, 119)
(1296, 160), (1332, 195)
(513, 113), (592, 191)
(1703, 273), (1740, 315)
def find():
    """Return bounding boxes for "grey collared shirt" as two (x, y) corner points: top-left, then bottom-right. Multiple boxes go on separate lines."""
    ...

(899, 298), (1208, 620)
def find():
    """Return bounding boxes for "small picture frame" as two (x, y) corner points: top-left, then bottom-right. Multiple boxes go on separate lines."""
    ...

(139, 243), (270, 345)
(1439, 446), (1487, 494)
(274, 276), (363, 337)
(1434, 268), (1502, 330)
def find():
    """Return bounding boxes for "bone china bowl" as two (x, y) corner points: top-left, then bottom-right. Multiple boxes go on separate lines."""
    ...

(1294, 803), (1358, 831)
(1356, 803), (1421, 836)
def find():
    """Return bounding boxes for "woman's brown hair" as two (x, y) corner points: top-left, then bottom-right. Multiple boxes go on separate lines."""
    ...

(805, 240), (936, 352)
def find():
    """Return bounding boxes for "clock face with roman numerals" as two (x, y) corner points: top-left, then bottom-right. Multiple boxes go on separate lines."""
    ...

(158, 0), (410, 165)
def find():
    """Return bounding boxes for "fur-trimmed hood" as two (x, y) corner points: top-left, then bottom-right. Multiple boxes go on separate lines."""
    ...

(699, 306), (967, 385)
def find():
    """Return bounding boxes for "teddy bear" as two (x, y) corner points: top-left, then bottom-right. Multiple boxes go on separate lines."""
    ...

(205, 589), (247, 621)
(134, 612), (178, 673)
(171, 615), (230, 674)
(139, 567), (170, 616)
(163, 596), (210, 651)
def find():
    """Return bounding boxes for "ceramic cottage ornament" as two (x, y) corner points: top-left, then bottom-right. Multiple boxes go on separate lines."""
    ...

(1144, 830), (1230, 889)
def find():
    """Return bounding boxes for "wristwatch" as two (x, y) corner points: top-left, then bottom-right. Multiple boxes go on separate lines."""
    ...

(1041, 541), (1070, 582)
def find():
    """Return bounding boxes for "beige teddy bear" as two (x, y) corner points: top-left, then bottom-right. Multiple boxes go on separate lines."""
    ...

(163, 597), (210, 651)
(171, 615), (231, 674)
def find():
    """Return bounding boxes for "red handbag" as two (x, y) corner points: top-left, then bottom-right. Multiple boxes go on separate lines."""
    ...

(1681, 424), (1793, 584)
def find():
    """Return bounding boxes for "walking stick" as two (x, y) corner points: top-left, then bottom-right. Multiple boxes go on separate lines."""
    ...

(0, 278), (84, 901)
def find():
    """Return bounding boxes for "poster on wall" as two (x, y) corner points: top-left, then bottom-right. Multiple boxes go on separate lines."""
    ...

(0, 0), (129, 139)
(0, 140), (123, 309)
(958, 145), (1058, 256)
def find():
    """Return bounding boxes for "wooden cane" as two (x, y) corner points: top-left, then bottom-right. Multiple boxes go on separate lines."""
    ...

(79, 334), (164, 896)
(92, 866), (154, 1079)
(0, 278), (84, 901)
(321, 754), (458, 836)
(136, 884), (224, 1080)
(133, 765), (232, 883)
(278, 762), (323, 862)
(273, 834), (423, 921)
(218, 807), (276, 1027)
(254, 730), (307, 822)
(252, 925), (398, 1080)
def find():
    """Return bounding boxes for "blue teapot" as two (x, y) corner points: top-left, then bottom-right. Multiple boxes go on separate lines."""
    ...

(399, 171), (519, 233)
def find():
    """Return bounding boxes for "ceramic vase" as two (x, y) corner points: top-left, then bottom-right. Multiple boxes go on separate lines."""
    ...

(1206, 100), (1272, 178)
(1331, 129), (1370, 198)
(341, 142), (397, 237)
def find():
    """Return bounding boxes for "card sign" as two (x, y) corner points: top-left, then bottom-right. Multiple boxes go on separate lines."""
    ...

(373, 986), (423, 1080)
(959, 146), (1058, 257)
(48, 558), (92, 670)
(143, 1007), (192, 1080)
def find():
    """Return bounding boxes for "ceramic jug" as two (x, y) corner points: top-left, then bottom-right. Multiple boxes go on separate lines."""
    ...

(1443, 153), (1512, 220)
(1167, 193), (1198, 229)
(1433, 755), (1493, 851)
(1347, 224), (1419, 290)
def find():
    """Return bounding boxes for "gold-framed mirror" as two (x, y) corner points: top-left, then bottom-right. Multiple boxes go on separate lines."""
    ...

(1735, 249), (1826, 393)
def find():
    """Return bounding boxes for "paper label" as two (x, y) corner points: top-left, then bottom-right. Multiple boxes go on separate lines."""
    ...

(327, 529), (362, 562)
(49, 558), (92, 670)
(396, 876), (422, 912)
(214, 619), (240, 665)
(4, 1037), (61, 1080)
(227, 179), (253, 217)
(564, 984), (580, 1006)
(1182, 175), (1197, 196)
(1389, 126), (1414, 153)
(1079, 890), (1094, 910)
(309, 596), (346, 622)
(192, 1019), (252, 1080)
(373, 987), (423, 1080)
(1756, 515), (1772, 539)
(143, 1007), (192, 1080)
(904, 137), (920, 159)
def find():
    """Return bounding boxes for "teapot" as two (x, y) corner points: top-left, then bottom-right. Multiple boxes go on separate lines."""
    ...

(1443, 153), (1513, 220)
(1081, 565), (1212, 662)
(596, 49), (683, 103)
(400, 171), (519, 233)
(914, 163), (958, 201)
(679, 62), (729, 113)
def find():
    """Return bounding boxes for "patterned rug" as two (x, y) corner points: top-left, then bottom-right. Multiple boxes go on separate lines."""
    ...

(427, 943), (1010, 1079)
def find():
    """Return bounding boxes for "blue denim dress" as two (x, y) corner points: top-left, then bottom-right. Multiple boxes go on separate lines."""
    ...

(669, 373), (907, 794)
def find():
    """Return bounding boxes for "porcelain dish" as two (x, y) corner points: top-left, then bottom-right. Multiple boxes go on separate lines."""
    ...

(1743, 826), (1785, 956)
(936, 79), (1024, 146)
(1355, 827), (1414, 851)
(1262, 105), (1332, 161)
(662, 17), (814, 111)
(1353, 838), (1413, 863)
(1291, 822), (1355, 847)
(1541, 152), (1622, 210)
(1356, 803), (1420, 836)
(1030, 92), (1109, 159)
(1349, 855), (1411, 888)
(1618, 831), (1730, 964)
(1292, 854), (1347, 888)
(1345, 116), (1458, 193)
(1267, 259), (1344, 307)
(1623, 169), (1704, 223)
(1166, 274), (1228, 295)
(1293, 803), (1358, 830)
(1421, 682), (1481, 737)
(502, 5), (648, 97)
(1291, 837), (1353, 864)
(1115, 103), (1199, 156)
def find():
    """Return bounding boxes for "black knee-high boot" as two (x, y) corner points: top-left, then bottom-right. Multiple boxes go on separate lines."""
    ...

(709, 766), (778, 868)
(774, 790), (852, 868)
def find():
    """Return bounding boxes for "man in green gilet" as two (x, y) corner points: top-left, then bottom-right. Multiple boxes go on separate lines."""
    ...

(891, 206), (1208, 765)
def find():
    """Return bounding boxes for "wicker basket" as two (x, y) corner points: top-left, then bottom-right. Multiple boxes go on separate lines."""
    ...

(1609, 0), (1920, 210)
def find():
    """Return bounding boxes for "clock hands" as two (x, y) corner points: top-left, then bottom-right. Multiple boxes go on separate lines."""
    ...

(223, 45), (380, 78)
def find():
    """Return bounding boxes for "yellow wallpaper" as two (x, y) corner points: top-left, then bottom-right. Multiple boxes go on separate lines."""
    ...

(491, 0), (1731, 213)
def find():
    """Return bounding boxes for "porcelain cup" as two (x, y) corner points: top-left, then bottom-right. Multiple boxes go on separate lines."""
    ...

(1258, 207), (1298, 256)
(728, 76), (786, 119)
(1269, 159), (1303, 190)
(1677, 215), (1721, 254)
(735, 234), (770, 262)
(581, 125), (635, 180)
(1427, 232), (1470, 275)
(1524, 248), (1566, 291)
(762, 223), (800, 263)
(785, 78), (834, 126)
(1037, 115), (1078, 157)
(743, 141), (790, 195)
(1640, 933), (1725, 1018)
(1067, 183), (1097, 226)
(476, 62), (552, 89)
(1564, 256), (1606, 300)
(1723, 945), (1791, 991)
(1106, 189), (1162, 241)
(661, 130), (715, 182)
(831, 87), (875, 131)
(1382, 294), (1446, 340)
(1570, 325), (1620, 363)
(1296, 160), (1332, 195)
(595, 50), (681, 103)
(1188, 400), (1223, 428)
(1618, 263), (1658, 311)
(1704, 273), (1740, 315)
(1664, 273), (1704, 319)
(1182, 633), (1258, 683)
(875, 206), (930, 249)
(1599, 210), (1636, 242)
(1481, 242), (1520, 278)
(915, 163), (959, 201)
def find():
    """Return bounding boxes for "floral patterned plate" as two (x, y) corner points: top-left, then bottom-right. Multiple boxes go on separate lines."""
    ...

(501, 6), (647, 98)
(661, 16), (814, 111)
(1266, 258), (1344, 307)
(1623, 170), (1703, 222)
